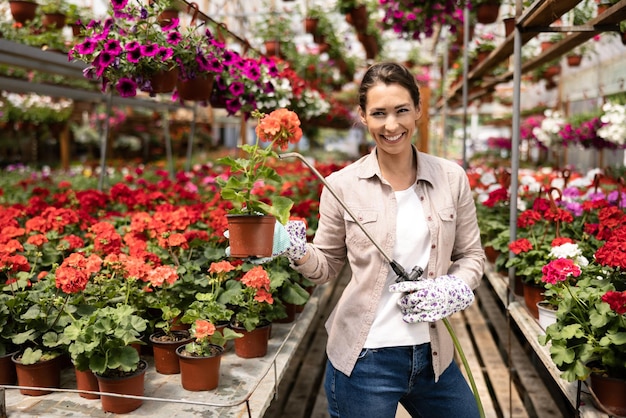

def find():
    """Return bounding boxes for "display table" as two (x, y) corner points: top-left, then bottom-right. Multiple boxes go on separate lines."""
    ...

(0, 284), (326, 418)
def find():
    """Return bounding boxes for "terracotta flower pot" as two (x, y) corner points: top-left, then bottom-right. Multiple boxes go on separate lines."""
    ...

(566, 54), (582, 67)
(149, 68), (178, 94)
(176, 74), (215, 102)
(232, 323), (271, 359)
(503, 17), (515, 37)
(523, 282), (544, 319)
(42, 12), (66, 30)
(75, 367), (100, 399)
(149, 330), (193, 375)
(12, 352), (62, 396)
(264, 40), (280, 57)
(9, 0), (38, 24)
(96, 360), (147, 414)
(589, 373), (626, 416)
(157, 8), (179, 27)
(475, 1), (500, 24)
(176, 344), (223, 391)
(226, 214), (276, 258)
(0, 350), (19, 385)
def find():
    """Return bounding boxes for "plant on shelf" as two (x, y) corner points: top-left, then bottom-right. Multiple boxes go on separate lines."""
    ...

(505, 188), (574, 287)
(68, 0), (226, 98)
(216, 108), (302, 225)
(379, 0), (466, 41)
(539, 223), (626, 382)
(253, 5), (297, 60)
(60, 304), (148, 376)
(219, 264), (283, 332)
(181, 260), (237, 326)
(39, 0), (69, 15)
(597, 101), (626, 148)
(473, 32), (497, 53)
(180, 319), (241, 356)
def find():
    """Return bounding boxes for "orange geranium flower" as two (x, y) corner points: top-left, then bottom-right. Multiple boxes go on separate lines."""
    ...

(255, 108), (303, 151)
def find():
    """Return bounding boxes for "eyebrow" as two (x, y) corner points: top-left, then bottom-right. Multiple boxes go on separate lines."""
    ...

(369, 103), (411, 112)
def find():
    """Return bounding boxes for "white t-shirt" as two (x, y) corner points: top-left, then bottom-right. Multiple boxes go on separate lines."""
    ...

(364, 184), (432, 348)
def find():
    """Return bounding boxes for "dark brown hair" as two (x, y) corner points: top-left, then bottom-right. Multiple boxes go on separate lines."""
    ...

(358, 62), (421, 112)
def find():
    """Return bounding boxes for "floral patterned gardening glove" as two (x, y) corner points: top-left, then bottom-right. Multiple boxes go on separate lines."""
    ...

(284, 220), (307, 262)
(388, 275), (474, 323)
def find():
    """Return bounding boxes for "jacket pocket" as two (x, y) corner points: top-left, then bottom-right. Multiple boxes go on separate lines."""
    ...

(344, 209), (378, 249)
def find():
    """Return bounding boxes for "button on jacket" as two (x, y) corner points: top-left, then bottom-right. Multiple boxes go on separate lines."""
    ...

(293, 146), (485, 380)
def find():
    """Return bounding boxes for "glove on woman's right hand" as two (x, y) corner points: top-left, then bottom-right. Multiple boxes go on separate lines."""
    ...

(388, 274), (474, 323)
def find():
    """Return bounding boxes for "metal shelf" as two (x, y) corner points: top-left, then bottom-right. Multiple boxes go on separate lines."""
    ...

(438, 0), (626, 107)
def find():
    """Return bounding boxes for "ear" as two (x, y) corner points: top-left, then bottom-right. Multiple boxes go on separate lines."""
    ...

(358, 108), (367, 125)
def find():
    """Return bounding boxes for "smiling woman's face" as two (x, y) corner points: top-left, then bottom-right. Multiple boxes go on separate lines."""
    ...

(359, 82), (421, 157)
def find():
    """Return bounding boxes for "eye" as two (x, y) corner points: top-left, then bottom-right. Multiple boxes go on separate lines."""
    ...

(370, 111), (385, 117)
(397, 108), (409, 114)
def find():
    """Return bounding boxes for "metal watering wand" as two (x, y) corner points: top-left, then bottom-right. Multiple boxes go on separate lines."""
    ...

(279, 152), (485, 418)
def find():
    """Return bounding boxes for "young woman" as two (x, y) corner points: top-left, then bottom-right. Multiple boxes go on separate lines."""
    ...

(285, 62), (485, 418)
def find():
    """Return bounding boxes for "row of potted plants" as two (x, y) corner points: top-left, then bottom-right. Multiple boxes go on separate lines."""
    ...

(0, 109), (342, 412)
(470, 162), (626, 415)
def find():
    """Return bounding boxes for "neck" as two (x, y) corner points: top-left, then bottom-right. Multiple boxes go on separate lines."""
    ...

(377, 147), (417, 191)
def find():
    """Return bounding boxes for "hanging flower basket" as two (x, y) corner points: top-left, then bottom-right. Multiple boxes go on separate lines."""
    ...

(8, 0), (38, 24)
(304, 17), (319, 34)
(150, 67), (179, 94)
(566, 54), (582, 67)
(176, 74), (215, 102)
(475, 1), (501, 24)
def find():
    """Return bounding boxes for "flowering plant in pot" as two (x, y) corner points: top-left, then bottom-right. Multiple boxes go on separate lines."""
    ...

(217, 108), (302, 225)
(176, 319), (241, 391)
(217, 108), (302, 257)
(180, 260), (237, 327)
(539, 208), (626, 383)
(219, 265), (282, 332)
(180, 319), (242, 357)
(68, 0), (183, 97)
(379, 0), (466, 41)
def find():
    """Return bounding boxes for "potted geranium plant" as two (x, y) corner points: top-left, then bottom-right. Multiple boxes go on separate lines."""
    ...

(538, 208), (626, 416)
(176, 319), (242, 391)
(181, 260), (238, 327)
(217, 108), (302, 257)
(219, 264), (282, 358)
(60, 304), (148, 413)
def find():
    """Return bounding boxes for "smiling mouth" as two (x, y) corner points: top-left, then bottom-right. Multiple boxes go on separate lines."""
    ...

(382, 133), (404, 142)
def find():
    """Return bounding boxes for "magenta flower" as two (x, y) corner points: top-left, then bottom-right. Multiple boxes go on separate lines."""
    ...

(75, 39), (98, 55)
(126, 48), (142, 64)
(116, 77), (137, 97)
(140, 43), (159, 57)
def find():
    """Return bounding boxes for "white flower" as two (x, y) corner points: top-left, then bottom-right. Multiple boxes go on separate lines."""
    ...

(532, 109), (564, 147)
(549, 243), (589, 267)
(597, 102), (626, 145)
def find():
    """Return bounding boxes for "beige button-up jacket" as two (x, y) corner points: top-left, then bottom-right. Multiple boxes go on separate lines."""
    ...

(293, 146), (485, 379)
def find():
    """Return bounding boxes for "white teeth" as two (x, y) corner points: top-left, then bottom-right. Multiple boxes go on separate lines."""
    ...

(384, 133), (402, 142)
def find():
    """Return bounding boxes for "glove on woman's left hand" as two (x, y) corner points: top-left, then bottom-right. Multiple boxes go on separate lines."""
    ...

(388, 275), (474, 323)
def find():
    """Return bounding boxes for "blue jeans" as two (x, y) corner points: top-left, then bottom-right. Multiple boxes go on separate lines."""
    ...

(324, 344), (480, 418)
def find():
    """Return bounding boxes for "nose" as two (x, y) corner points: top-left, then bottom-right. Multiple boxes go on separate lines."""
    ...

(384, 115), (399, 131)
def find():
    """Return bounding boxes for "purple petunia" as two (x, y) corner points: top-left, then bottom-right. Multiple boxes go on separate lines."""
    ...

(111, 0), (129, 11)
(126, 48), (143, 63)
(116, 77), (137, 97)
(75, 38), (98, 55)
(140, 43), (159, 57)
